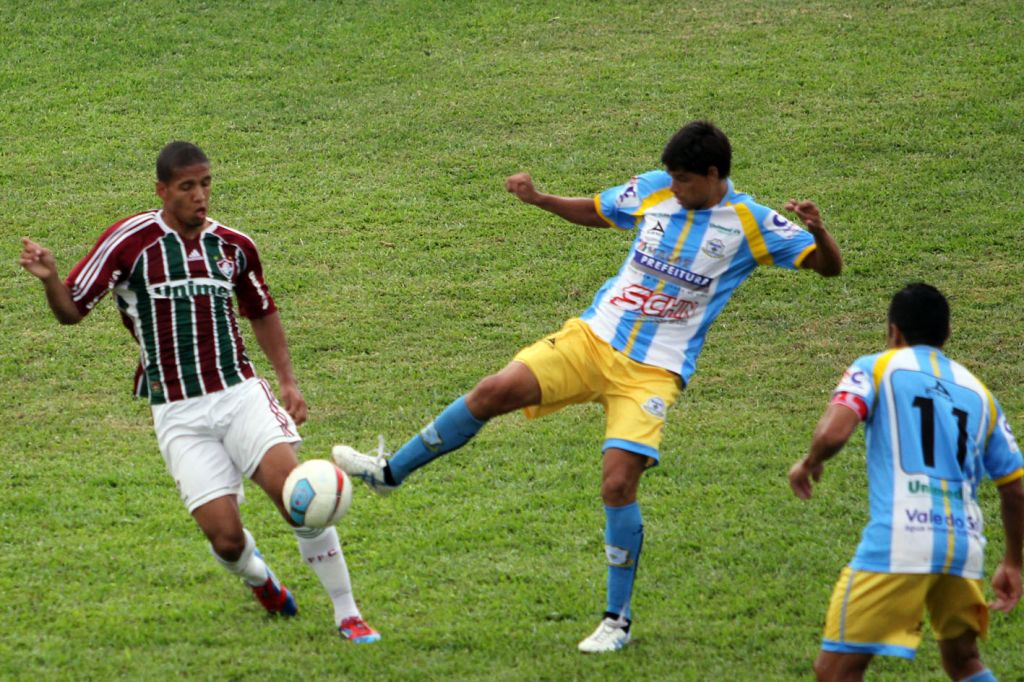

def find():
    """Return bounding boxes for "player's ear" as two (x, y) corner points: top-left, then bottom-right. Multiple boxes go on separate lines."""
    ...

(706, 166), (719, 182)
(155, 181), (167, 201)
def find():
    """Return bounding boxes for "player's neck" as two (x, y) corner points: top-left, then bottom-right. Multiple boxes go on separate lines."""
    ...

(161, 211), (210, 239)
(700, 181), (728, 209)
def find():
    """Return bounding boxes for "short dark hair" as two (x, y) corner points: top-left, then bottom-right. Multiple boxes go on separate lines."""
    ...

(156, 141), (209, 182)
(660, 121), (732, 178)
(888, 283), (950, 347)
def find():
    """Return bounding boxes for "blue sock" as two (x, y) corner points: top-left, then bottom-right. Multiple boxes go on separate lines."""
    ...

(961, 670), (997, 682)
(604, 502), (644, 621)
(387, 396), (486, 483)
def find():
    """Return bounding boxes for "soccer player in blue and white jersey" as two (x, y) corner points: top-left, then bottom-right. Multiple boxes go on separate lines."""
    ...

(789, 284), (1024, 682)
(335, 120), (843, 652)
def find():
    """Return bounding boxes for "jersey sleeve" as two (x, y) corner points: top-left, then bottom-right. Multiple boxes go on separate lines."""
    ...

(234, 237), (277, 319)
(65, 218), (136, 316)
(746, 204), (817, 270)
(982, 395), (1024, 485)
(595, 170), (671, 231)
(830, 357), (875, 421)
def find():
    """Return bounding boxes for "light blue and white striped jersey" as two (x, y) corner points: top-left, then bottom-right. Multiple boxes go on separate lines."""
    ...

(586, 170), (816, 382)
(832, 346), (1023, 578)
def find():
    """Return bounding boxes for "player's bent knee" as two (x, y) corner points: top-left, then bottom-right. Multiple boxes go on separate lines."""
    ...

(469, 375), (523, 418)
(210, 531), (247, 562)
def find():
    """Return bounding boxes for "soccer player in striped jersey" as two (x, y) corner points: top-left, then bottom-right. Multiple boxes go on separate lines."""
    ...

(789, 284), (1024, 682)
(19, 141), (379, 643)
(333, 121), (842, 652)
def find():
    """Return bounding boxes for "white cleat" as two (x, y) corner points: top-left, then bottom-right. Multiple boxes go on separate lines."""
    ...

(331, 436), (397, 496)
(577, 617), (631, 653)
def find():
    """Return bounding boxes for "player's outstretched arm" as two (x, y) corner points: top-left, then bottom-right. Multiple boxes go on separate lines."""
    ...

(505, 172), (608, 228)
(19, 237), (83, 324)
(248, 311), (308, 426)
(785, 200), (842, 277)
(789, 403), (860, 499)
(991, 478), (1024, 613)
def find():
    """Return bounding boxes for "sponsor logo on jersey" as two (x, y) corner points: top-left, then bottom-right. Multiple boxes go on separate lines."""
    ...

(903, 507), (979, 532)
(148, 278), (232, 300)
(609, 284), (700, 321)
(187, 249), (204, 262)
(710, 222), (741, 236)
(217, 257), (236, 279)
(907, 479), (965, 498)
(632, 251), (712, 289)
(926, 380), (953, 402)
(999, 415), (1020, 452)
(615, 177), (641, 209)
(642, 396), (667, 419)
(702, 238), (726, 259)
(837, 368), (867, 392)
(762, 211), (800, 240)
(646, 219), (666, 236)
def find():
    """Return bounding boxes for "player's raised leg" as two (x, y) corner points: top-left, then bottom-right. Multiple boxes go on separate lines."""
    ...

(332, 361), (541, 493)
(579, 448), (647, 653)
(252, 443), (380, 642)
(193, 494), (298, 616)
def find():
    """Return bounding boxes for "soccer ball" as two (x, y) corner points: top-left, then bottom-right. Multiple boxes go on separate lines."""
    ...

(282, 459), (353, 528)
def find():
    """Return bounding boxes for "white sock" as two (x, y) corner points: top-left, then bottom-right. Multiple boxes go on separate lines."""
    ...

(294, 526), (360, 624)
(211, 528), (271, 587)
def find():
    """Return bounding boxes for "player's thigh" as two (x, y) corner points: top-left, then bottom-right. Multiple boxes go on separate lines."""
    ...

(513, 319), (603, 419)
(601, 359), (682, 464)
(153, 398), (242, 513)
(927, 575), (988, 642)
(813, 650), (872, 682)
(822, 567), (929, 660)
(222, 377), (302, 479)
(251, 441), (301, 512)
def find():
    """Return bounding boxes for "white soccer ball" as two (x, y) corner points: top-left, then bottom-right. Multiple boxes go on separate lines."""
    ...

(282, 459), (353, 528)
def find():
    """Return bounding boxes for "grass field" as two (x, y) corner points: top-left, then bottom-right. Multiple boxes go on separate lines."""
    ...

(2, 1), (1023, 679)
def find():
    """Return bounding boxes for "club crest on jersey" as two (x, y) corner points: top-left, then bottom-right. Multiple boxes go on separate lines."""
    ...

(642, 396), (667, 419)
(217, 257), (236, 279)
(763, 211), (800, 240)
(702, 238), (726, 259)
(615, 177), (641, 209)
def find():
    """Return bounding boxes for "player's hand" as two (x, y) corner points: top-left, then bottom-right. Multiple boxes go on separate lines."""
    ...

(505, 172), (541, 205)
(788, 456), (823, 500)
(989, 561), (1022, 613)
(279, 383), (308, 426)
(19, 237), (59, 280)
(784, 200), (823, 232)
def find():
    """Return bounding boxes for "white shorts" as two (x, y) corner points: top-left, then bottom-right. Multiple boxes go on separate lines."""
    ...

(152, 377), (301, 512)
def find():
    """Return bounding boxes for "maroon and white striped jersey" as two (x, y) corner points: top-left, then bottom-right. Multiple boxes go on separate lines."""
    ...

(66, 209), (278, 404)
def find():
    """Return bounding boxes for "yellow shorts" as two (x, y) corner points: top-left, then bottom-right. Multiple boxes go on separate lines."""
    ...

(822, 566), (988, 659)
(512, 317), (682, 462)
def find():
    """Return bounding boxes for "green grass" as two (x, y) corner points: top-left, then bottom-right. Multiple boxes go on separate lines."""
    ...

(2, 0), (1023, 679)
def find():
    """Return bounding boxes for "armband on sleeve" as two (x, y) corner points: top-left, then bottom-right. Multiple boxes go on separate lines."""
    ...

(831, 391), (868, 421)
